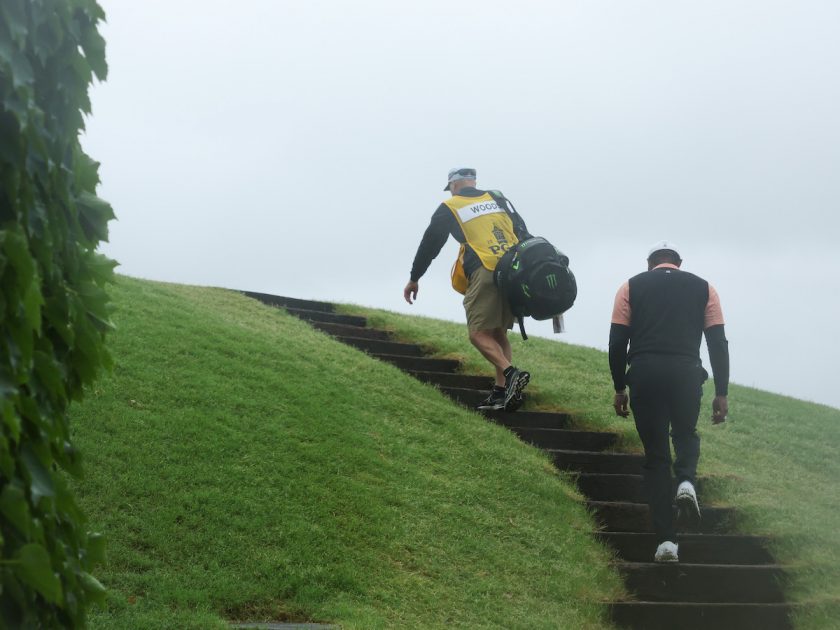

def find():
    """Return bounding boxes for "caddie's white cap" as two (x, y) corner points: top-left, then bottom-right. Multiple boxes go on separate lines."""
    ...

(444, 167), (476, 191)
(647, 240), (681, 259)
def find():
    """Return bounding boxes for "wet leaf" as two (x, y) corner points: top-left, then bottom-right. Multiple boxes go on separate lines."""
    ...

(17, 543), (63, 604)
(21, 444), (55, 504)
(0, 482), (31, 535)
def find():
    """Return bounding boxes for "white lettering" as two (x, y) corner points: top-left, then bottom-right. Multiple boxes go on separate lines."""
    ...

(456, 200), (504, 223)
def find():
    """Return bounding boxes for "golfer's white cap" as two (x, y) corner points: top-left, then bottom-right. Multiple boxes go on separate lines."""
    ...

(647, 240), (681, 259)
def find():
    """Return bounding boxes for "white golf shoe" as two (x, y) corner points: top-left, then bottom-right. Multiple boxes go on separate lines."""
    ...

(654, 540), (679, 563)
(676, 480), (701, 524)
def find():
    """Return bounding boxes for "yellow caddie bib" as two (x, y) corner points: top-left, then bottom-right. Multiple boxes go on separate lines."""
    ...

(444, 193), (519, 293)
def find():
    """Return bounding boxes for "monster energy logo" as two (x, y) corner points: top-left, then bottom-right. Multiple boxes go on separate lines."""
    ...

(546, 273), (557, 289)
(521, 283), (531, 298)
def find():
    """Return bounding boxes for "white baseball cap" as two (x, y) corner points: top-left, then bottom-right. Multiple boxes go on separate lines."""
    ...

(444, 167), (476, 191)
(647, 240), (681, 259)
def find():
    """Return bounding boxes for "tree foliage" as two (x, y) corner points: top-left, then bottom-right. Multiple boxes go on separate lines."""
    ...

(0, 0), (114, 626)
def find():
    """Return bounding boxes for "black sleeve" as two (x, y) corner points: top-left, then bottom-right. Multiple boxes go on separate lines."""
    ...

(704, 324), (730, 396)
(409, 205), (455, 282)
(608, 323), (631, 391)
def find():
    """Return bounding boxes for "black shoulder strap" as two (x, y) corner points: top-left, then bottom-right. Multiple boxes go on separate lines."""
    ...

(488, 190), (531, 241)
(487, 190), (518, 216)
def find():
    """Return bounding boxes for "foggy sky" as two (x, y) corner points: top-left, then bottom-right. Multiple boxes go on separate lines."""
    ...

(82, 1), (840, 409)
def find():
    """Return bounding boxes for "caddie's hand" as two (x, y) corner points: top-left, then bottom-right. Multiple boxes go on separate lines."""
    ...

(712, 395), (728, 424)
(614, 390), (630, 418)
(404, 280), (419, 305)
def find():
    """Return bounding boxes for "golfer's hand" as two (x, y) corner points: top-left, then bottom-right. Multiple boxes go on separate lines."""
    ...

(614, 390), (630, 418)
(712, 395), (728, 424)
(404, 280), (419, 305)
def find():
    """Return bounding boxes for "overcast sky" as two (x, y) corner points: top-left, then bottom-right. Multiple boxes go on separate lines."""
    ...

(82, 0), (840, 410)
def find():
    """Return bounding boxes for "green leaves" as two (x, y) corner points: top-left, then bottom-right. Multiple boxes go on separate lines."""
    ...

(0, 1), (30, 48)
(0, 36), (35, 91)
(1, 0), (113, 625)
(76, 191), (115, 244)
(21, 444), (55, 506)
(79, 25), (107, 82)
(17, 544), (63, 604)
(0, 483), (31, 536)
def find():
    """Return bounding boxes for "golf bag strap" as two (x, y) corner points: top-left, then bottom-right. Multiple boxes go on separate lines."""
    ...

(489, 190), (533, 241)
(517, 315), (528, 340)
(488, 190), (517, 221)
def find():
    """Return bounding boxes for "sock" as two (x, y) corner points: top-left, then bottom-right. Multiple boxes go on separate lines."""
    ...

(492, 385), (505, 393)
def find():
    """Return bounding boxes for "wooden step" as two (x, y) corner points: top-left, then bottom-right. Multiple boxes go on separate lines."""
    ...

(576, 474), (713, 504)
(242, 291), (335, 313)
(577, 473), (648, 503)
(609, 602), (793, 630)
(551, 449), (645, 474)
(286, 308), (367, 328)
(407, 371), (495, 390)
(511, 427), (617, 452)
(370, 354), (461, 374)
(616, 562), (787, 603)
(588, 501), (736, 534)
(437, 386), (491, 408)
(481, 409), (573, 430)
(335, 336), (425, 357)
(598, 532), (776, 565)
(311, 321), (392, 341)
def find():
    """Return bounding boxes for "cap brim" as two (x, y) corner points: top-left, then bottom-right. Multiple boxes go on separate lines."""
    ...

(443, 183), (451, 191)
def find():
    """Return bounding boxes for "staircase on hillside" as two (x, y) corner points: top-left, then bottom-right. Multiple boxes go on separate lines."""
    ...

(243, 291), (793, 630)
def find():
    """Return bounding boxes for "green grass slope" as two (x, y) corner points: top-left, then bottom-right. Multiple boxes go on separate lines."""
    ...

(347, 304), (840, 630)
(70, 277), (624, 630)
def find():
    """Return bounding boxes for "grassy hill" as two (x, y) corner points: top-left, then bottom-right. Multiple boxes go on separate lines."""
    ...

(345, 303), (840, 630)
(69, 277), (840, 628)
(69, 277), (624, 629)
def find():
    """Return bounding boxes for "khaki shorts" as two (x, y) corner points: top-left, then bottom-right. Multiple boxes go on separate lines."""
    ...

(463, 267), (514, 332)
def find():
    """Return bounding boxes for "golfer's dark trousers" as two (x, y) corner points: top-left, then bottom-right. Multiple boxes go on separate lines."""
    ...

(628, 354), (706, 543)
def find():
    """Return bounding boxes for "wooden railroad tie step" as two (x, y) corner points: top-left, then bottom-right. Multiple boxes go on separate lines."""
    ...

(588, 500), (737, 534)
(370, 353), (461, 374)
(551, 449), (646, 475)
(616, 561), (788, 603)
(575, 473), (715, 504)
(408, 371), (496, 390)
(311, 321), (392, 341)
(609, 602), (793, 630)
(511, 426), (617, 452)
(285, 307), (367, 328)
(334, 336), (426, 357)
(597, 532), (776, 565)
(241, 292), (336, 313)
(480, 409), (573, 430)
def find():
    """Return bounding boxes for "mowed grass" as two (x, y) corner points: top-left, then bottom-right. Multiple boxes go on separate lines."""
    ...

(69, 276), (625, 629)
(346, 304), (840, 629)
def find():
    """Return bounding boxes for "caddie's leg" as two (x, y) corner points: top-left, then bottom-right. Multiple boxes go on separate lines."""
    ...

(469, 329), (511, 386)
(464, 268), (514, 387)
(492, 328), (512, 384)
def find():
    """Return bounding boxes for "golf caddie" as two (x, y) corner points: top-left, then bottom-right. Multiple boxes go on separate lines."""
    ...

(608, 241), (730, 562)
(403, 167), (531, 411)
